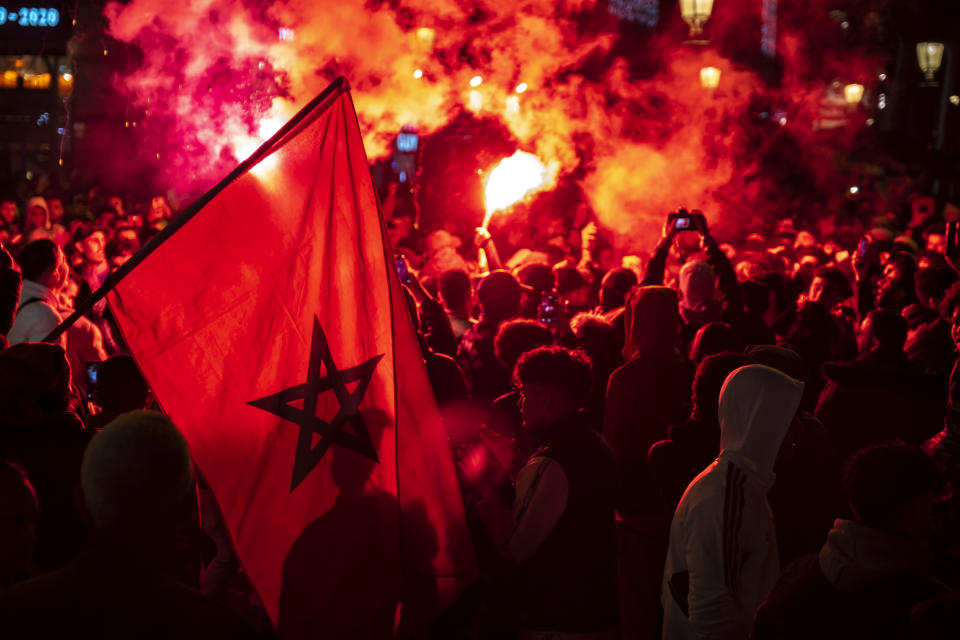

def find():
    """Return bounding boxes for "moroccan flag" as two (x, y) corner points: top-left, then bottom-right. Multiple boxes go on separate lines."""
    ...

(104, 78), (476, 636)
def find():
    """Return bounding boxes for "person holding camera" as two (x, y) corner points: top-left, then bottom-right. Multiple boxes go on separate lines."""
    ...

(642, 209), (745, 351)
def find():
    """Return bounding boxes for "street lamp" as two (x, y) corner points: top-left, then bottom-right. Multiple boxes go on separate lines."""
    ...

(844, 83), (864, 105)
(679, 0), (714, 38)
(916, 42), (944, 82)
(700, 66), (721, 89)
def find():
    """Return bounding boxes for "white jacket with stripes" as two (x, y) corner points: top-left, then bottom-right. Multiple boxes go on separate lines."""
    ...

(661, 365), (804, 640)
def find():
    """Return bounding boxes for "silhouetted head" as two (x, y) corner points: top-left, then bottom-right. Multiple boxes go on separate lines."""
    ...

(514, 346), (593, 430)
(81, 411), (194, 542)
(843, 441), (942, 538)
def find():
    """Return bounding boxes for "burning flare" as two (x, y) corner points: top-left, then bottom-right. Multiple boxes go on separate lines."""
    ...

(482, 151), (550, 228)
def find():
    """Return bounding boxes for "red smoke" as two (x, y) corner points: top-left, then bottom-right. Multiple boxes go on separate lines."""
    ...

(102, 0), (887, 249)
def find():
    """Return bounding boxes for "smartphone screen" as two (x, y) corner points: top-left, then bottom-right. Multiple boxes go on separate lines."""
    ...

(85, 361), (101, 402)
(395, 256), (411, 285)
(675, 216), (692, 230)
(538, 293), (559, 326)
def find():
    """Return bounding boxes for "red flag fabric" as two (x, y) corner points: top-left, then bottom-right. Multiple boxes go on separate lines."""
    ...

(106, 79), (476, 636)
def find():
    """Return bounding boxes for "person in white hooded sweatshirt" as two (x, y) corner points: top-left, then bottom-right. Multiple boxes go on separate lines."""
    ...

(661, 364), (804, 640)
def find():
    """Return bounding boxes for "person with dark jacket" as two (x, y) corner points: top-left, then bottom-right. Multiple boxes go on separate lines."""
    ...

(457, 270), (526, 405)
(642, 210), (745, 350)
(603, 285), (693, 639)
(752, 442), (947, 640)
(748, 345), (842, 567)
(904, 255), (957, 379)
(816, 309), (943, 463)
(648, 351), (753, 515)
(478, 347), (619, 637)
(0, 343), (90, 570)
(0, 411), (259, 639)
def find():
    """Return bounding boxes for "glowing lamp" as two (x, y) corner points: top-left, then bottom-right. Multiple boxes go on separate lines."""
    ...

(468, 90), (483, 111)
(0, 70), (17, 89)
(515, 82), (528, 94)
(951, 95), (960, 106)
(679, 0), (714, 37)
(843, 83), (864, 105)
(416, 28), (435, 49)
(700, 66), (721, 89)
(413, 68), (423, 79)
(470, 75), (483, 87)
(23, 73), (51, 90)
(57, 72), (74, 98)
(916, 42), (944, 81)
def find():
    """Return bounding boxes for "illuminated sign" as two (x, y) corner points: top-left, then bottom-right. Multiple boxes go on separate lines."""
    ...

(0, 4), (70, 54)
(396, 133), (418, 152)
(0, 7), (60, 26)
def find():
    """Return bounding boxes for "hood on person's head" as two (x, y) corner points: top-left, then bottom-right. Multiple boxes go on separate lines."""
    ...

(718, 364), (804, 477)
(26, 197), (49, 219)
(25, 197), (50, 231)
(622, 285), (679, 361)
(745, 345), (807, 383)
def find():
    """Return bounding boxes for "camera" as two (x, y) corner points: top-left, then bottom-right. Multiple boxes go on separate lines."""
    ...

(85, 361), (101, 402)
(538, 293), (560, 326)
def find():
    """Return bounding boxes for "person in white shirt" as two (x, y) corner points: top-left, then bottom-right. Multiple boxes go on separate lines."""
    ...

(8, 239), (68, 348)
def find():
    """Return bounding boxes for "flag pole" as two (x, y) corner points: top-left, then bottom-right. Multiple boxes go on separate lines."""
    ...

(44, 77), (351, 343)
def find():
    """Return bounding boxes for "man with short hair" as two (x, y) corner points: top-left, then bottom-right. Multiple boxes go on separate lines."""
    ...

(457, 269), (527, 404)
(438, 268), (475, 339)
(0, 411), (258, 638)
(484, 346), (619, 637)
(8, 239), (67, 347)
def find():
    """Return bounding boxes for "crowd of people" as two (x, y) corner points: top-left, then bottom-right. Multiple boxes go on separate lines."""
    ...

(1, 181), (959, 639)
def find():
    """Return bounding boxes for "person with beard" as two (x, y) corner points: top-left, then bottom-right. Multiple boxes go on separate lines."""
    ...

(854, 238), (919, 319)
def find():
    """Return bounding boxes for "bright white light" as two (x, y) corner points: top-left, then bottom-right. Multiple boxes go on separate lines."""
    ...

(778, 117), (787, 126)
(278, 27), (295, 41)
(61, 73), (73, 82)
(484, 151), (549, 218)
(515, 82), (528, 94)
(878, 73), (887, 81)
(951, 95), (960, 106)
(849, 186), (859, 194)
(468, 90), (483, 110)
(470, 75), (483, 87)
(505, 95), (519, 114)
(413, 69), (423, 79)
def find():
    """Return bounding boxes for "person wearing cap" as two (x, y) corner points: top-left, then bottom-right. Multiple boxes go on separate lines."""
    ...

(72, 222), (110, 295)
(456, 269), (528, 405)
